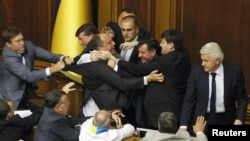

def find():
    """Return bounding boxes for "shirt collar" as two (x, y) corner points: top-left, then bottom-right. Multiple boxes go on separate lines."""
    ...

(210, 63), (223, 76)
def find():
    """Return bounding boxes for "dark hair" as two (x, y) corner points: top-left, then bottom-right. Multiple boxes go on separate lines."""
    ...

(121, 15), (139, 27)
(161, 29), (183, 50)
(2, 26), (22, 44)
(45, 89), (66, 108)
(0, 99), (11, 120)
(75, 23), (98, 37)
(83, 34), (104, 53)
(158, 112), (177, 133)
(138, 38), (162, 56)
(120, 8), (137, 17)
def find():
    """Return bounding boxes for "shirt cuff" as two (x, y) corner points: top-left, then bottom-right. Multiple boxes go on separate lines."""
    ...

(77, 54), (91, 64)
(60, 56), (64, 60)
(196, 131), (203, 135)
(45, 68), (51, 76)
(179, 126), (187, 129)
(143, 76), (148, 85)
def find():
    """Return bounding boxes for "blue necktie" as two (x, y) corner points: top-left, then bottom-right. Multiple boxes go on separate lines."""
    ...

(210, 72), (217, 119)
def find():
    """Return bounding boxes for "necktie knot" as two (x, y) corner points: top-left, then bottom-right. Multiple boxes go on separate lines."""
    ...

(211, 72), (216, 77)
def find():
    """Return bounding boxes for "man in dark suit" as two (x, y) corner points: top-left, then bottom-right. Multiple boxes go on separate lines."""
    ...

(34, 82), (89, 141)
(0, 99), (42, 141)
(63, 33), (164, 117)
(132, 39), (162, 129)
(0, 26), (73, 110)
(72, 23), (98, 64)
(100, 29), (191, 129)
(119, 15), (151, 64)
(104, 7), (151, 54)
(179, 42), (249, 135)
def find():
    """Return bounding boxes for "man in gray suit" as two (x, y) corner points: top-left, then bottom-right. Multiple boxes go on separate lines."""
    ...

(0, 26), (73, 110)
(142, 112), (207, 141)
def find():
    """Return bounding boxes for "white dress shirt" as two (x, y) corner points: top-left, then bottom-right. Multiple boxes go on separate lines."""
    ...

(208, 64), (225, 113)
(79, 117), (135, 141)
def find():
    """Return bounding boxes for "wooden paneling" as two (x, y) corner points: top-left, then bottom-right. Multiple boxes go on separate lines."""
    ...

(153, 0), (176, 40)
(0, 0), (56, 50)
(97, 0), (114, 31)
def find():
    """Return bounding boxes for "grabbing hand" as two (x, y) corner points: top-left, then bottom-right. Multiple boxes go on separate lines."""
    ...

(63, 56), (74, 65)
(90, 50), (115, 61)
(49, 61), (65, 73)
(107, 59), (117, 68)
(120, 41), (139, 50)
(111, 109), (125, 129)
(146, 70), (164, 82)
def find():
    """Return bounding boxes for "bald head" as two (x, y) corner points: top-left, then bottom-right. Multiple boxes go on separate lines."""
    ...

(93, 110), (111, 128)
(86, 33), (115, 53)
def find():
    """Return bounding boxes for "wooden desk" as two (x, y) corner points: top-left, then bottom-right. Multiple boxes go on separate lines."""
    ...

(245, 99), (250, 124)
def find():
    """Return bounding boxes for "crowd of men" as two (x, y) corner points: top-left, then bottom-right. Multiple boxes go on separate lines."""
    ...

(0, 7), (248, 141)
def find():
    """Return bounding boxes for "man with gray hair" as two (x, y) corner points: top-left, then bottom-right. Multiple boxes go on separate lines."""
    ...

(179, 42), (248, 135)
(142, 112), (207, 141)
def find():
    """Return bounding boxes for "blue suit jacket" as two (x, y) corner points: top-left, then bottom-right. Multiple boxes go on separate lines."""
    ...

(180, 62), (249, 126)
(0, 41), (62, 108)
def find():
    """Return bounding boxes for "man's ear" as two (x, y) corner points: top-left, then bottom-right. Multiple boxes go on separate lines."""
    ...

(54, 104), (63, 113)
(6, 112), (11, 120)
(136, 27), (139, 34)
(169, 42), (175, 50)
(6, 42), (11, 48)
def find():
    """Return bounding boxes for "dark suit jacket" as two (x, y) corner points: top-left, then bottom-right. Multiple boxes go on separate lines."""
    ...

(63, 61), (145, 110)
(180, 63), (249, 127)
(0, 41), (62, 108)
(34, 107), (88, 141)
(118, 47), (191, 128)
(0, 108), (42, 141)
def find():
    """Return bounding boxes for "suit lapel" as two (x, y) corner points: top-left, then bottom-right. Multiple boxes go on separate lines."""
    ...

(222, 63), (230, 101)
(203, 71), (210, 101)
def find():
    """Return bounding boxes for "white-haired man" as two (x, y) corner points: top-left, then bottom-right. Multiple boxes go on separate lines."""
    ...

(179, 42), (248, 135)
